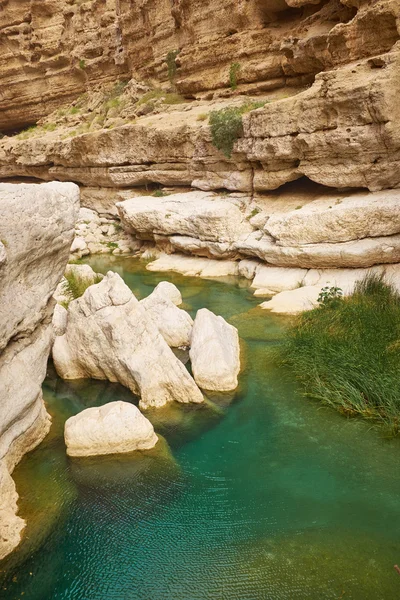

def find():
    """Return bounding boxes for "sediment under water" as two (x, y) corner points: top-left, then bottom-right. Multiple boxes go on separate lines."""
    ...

(1, 256), (400, 599)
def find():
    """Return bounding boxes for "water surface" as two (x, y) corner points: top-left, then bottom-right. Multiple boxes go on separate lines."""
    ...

(2, 256), (400, 599)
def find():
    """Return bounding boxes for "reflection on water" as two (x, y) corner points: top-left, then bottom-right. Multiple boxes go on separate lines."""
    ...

(1, 255), (400, 599)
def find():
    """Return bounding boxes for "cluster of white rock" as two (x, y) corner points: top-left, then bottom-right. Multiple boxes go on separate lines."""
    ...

(52, 267), (241, 458)
(70, 207), (141, 259)
(112, 189), (400, 314)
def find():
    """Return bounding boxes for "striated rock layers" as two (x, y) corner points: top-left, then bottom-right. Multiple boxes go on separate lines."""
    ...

(0, 0), (398, 131)
(0, 181), (79, 560)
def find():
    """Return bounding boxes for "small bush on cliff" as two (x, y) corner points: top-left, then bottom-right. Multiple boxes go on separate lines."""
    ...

(165, 50), (180, 82)
(209, 101), (266, 158)
(62, 271), (102, 305)
(281, 274), (400, 434)
(229, 62), (241, 90)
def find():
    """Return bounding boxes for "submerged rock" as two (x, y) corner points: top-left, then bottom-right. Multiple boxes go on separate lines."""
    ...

(147, 253), (239, 278)
(189, 308), (240, 392)
(64, 401), (158, 457)
(53, 271), (203, 409)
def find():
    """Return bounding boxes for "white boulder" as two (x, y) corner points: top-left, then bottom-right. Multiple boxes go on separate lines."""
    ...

(64, 401), (158, 457)
(140, 286), (193, 348)
(151, 281), (182, 305)
(53, 271), (203, 409)
(189, 308), (240, 392)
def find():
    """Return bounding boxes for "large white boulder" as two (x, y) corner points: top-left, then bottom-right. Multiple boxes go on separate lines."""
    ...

(189, 308), (240, 392)
(151, 281), (182, 305)
(117, 191), (252, 243)
(64, 401), (158, 457)
(53, 271), (203, 409)
(140, 285), (193, 348)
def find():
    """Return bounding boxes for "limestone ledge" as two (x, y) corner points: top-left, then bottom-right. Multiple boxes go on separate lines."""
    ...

(1, 45), (400, 195)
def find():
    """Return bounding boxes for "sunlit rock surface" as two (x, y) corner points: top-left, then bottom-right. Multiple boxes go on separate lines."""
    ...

(53, 271), (204, 409)
(64, 401), (158, 458)
(190, 308), (240, 392)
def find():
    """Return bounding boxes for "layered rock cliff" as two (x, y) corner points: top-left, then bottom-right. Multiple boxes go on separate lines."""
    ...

(0, 182), (79, 560)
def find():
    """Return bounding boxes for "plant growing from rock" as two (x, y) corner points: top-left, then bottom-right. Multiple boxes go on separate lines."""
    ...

(229, 62), (241, 90)
(209, 101), (267, 158)
(165, 50), (180, 82)
(62, 271), (102, 305)
(317, 286), (343, 308)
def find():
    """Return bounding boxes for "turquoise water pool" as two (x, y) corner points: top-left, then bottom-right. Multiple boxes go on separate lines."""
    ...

(1, 256), (400, 599)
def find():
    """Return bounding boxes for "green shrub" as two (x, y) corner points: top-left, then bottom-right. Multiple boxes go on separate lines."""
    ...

(209, 101), (267, 158)
(107, 241), (118, 249)
(197, 113), (208, 122)
(281, 274), (400, 434)
(229, 62), (241, 90)
(152, 190), (166, 197)
(317, 286), (343, 308)
(79, 59), (86, 70)
(209, 107), (243, 158)
(62, 271), (102, 304)
(165, 50), (180, 82)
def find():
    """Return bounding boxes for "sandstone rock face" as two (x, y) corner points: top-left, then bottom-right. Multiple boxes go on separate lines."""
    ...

(190, 309), (240, 392)
(64, 401), (158, 458)
(0, 0), (396, 131)
(0, 182), (79, 560)
(53, 271), (204, 409)
(140, 286), (193, 348)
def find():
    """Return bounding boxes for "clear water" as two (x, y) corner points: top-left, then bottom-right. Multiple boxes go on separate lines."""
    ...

(2, 256), (400, 600)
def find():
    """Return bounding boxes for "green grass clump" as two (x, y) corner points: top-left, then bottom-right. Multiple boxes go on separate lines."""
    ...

(62, 271), (102, 305)
(282, 274), (400, 434)
(209, 101), (267, 158)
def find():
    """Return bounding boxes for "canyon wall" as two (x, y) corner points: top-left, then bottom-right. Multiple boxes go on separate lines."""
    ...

(0, 182), (79, 560)
(1, 0), (399, 131)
